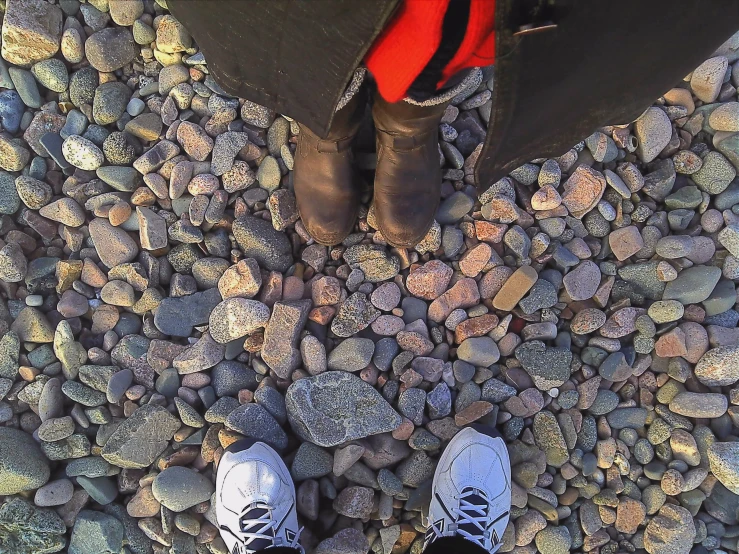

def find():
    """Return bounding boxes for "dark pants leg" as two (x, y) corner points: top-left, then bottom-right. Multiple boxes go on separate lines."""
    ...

(425, 536), (490, 554)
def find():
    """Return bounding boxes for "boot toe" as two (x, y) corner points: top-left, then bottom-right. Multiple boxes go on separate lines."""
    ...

(299, 208), (357, 246)
(375, 204), (437, 248)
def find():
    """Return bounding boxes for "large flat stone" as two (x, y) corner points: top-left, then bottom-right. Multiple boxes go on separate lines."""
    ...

(1, 0), (62, 66)
(153, 288), (222, 337)
(101, 404), (180, 468)
(225, 404), (288, 450)
(663, 265), (721, 304)
(261, 300), (311, 379)
(286, 372), (402, 447)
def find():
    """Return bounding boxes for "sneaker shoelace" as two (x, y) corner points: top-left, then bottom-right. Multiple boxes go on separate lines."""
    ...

(224, 504), (303, 554)
(454, 488), (491, 549)
(425, 488), (501, 552)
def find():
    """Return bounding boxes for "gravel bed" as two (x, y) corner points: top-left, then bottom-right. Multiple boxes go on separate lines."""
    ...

(0, 1), (738, 553)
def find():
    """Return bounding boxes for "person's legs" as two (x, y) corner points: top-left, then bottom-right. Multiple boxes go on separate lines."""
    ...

(424, 536), (491, 554)
(293, 74), (367, 246)
(371, 95), (448, 248)
(371, 68), (482, 248)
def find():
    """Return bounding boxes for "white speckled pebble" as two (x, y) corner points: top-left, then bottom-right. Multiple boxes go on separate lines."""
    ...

(62, 135), (104, 171)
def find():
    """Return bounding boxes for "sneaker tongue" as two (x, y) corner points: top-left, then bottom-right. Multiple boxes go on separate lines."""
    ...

(457, 489), (489, 538)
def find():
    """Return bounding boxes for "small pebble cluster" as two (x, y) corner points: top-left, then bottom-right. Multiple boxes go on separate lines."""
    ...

(0, 1), (738, 554)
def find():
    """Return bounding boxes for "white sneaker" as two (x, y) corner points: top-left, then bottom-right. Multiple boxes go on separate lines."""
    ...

(425, 426), (511, 553)
(216, 439), (304, 554)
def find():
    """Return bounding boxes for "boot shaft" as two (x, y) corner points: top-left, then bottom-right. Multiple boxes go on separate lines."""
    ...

(301, 85), (368, 143)
(372, 94), (451, 138)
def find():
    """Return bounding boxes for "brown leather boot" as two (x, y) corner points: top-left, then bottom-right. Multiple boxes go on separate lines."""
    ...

(372, 95), (449, 248)
(294, 87), (366, 245)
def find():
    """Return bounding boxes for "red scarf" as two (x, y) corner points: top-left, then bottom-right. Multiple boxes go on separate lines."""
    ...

(366, 0), (496, 103)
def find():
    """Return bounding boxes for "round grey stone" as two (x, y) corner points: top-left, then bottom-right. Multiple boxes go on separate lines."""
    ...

(437, 191), (475, 224)
(93, 81), (132, 126)
(212, 361), (257, 397)
(254, 385), (287, 424)
(285, 371), (402, 447)
(85, 27), (136, 72)
(457, 337), (500, 367)
(291, 442), (333, 481)
(0, 90), (24, 135)
(232, 215), (293, 272)
(152, 466), (215, 512)
(327, 338), (375, 372)
(535, 526), (571, 554)
(68, 510), (125, 554)
(31, 59), (69, 93)
(70, 68), (99, 107)
(0, 427), (50, 495)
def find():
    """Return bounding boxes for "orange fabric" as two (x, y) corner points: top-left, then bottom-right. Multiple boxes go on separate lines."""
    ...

(366, 0), (496, 103)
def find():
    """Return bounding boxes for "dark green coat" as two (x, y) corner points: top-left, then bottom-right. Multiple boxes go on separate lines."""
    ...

(169, 0), (739, 190)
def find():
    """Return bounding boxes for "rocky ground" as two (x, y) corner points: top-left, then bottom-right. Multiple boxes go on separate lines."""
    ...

(0, 1), (738, 553)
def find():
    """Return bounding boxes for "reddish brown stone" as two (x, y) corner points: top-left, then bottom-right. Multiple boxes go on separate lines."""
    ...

(406, 260), (453, 300)
(479, 266), (514, 300)
(21, 210), (57, 240)
(147, 339), (187, 372)
(609, 226), (644, 261)
(459, 243), (492, 278)
(683, 304), (705, 322)
(454, 314), (499, 343)
(655, 327), (688, 358)
(454, 401), (494, 425)
(396, 331), (434, 356)
(392, 418), (414, 441)
(679, 321), (709, 363)
(576, 376), (602, 410)
(243, 330), (264, 352)
(127, 486), (160, 517)
(497, 332), (521, 356)
(475, 220), (507, 243)
(399, 368), (423, 388)
(504, 388), (544, 418)
(176, 121), (214, 161)
(311, 276), (342, 306)
(428, 278), (480, 323)
(561, 165), (606, 218)
(570, 308), (607, 335)
(158, 446), (199, 469)
(24, 112), (66, 156)
(197, 522), (219, 544)
(258, 271), (283, 307)
(309, 306), (335, 325)
(531, 185), (562, 210)
(393, 524), (417, 554)
(599, 307), (646, 338)
(91, 304), (120, 334)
